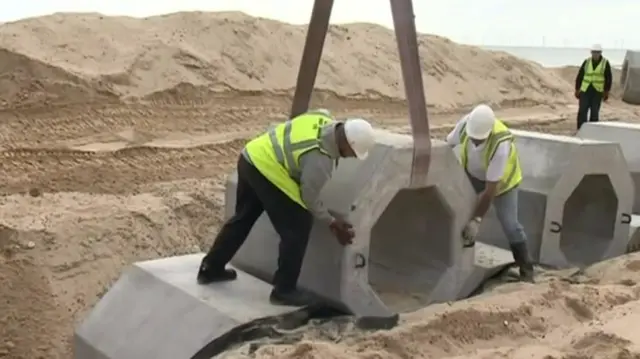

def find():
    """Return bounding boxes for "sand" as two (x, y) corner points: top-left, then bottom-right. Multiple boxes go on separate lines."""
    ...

(219, 263), (640, 359)
(0, 10), (639, 359)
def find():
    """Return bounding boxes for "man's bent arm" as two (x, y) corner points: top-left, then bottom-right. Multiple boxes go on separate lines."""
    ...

(446, 115), (468, 147)
(299, 150), (335, 225)
(473, 142), (510, 219)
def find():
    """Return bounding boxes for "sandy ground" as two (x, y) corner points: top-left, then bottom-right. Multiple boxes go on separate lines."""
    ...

(1, 11), (640, 359)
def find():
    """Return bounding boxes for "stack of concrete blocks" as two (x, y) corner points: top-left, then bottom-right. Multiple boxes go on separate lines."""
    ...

(577, 121), (640, 252)
(475, 130), (634, 268)
(621, 51), (640, 105)
(229, 131), (514, 325)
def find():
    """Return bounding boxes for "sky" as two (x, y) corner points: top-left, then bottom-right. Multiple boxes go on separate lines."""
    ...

(1, 0), (637, 49)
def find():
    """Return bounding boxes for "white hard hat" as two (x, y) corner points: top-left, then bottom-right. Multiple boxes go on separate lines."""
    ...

(466, 104), (495, 140)
(591, 44), (602, 52)
(343, 118), (374, 160)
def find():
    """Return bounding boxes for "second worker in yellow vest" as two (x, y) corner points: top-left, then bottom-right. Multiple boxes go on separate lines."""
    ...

(574, 44), (612, 130)
(198, 109), (375, 306)
(447, 104), (534, 282)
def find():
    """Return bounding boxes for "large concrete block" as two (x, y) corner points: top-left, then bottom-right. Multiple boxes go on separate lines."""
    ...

(228, 131), (509, 324)
(458, 242), (514, 298)
(621, 50), (640, 105)
(476, 130), (633, 268)
(75, 254), (299, 359)
(577, 121), (640, 214)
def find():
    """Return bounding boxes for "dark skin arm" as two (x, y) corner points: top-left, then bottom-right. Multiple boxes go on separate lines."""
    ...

(473, 181), (499, 219)
(604, 60), (613, 96)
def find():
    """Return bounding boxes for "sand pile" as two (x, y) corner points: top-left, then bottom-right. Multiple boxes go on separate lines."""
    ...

(0, 11), (573, 111)
(220, 259), (640, 359)
(0, 10), (637, 359)
(0, 183), (225, 358)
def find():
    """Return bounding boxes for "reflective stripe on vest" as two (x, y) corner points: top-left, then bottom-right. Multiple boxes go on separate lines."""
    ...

(459, 119), (522, 195)
(243, 112), (333, 207)
(267, 115), (327, 182)
(580, 58), (607, 93)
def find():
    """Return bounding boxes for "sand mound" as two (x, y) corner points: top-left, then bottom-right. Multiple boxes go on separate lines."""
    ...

(0, 11), (573, 110)
(0, 186), (224, 358)
(0, 47), (116, 108)
(221, 276), (640, 359)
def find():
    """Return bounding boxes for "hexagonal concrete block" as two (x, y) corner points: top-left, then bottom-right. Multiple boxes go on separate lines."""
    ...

(226, 131), (508, 323)
(577, 121), (640, 214)
(476, 130), (634, 268)
(74, 254), (300, 359)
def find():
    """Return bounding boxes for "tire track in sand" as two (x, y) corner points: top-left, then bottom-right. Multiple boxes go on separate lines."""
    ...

(0, 138), (246, 195)
(0, 117), (579, 196)
(0, 98), (411, 147)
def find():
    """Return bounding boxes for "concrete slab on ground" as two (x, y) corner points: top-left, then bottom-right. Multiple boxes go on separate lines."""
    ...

(458, 242), (514, 298)
(74, 254), (299, 359)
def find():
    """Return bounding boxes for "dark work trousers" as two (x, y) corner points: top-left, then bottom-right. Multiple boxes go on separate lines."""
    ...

(202, 154), (313, 292)
(576, 86), (603, 130)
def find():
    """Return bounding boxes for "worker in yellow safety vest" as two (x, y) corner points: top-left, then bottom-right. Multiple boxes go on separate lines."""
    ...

(198, 109), (375, 306)
(574, 44), (612, 130)
(446, 104), (534, 282)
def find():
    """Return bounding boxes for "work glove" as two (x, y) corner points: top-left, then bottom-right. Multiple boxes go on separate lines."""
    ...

(574, 90), (580, 99)
(329, 218), (354, 246)
(461, 217), (482, 248)
(603, 91), (609, 102)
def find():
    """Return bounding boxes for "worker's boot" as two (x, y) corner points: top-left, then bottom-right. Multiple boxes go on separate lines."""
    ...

(510, 242), (535, 283)
(270, 288), (316, 307)
(197, 260), (237, 285)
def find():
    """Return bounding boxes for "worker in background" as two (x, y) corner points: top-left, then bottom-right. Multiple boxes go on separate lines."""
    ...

(446, 104), (534, 282)
(197, 109), (376, 306)
(575, 44), (612, 130)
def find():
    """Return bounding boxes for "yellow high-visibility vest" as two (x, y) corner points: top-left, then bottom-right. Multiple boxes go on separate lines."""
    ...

(580, 57), (608, 93)
(459, 119), (522, 196)
(244, 112), (333, 207)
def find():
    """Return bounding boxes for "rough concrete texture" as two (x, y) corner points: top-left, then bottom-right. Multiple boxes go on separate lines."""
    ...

(628, 215), (640, 253)
(621, 51), (640, 105)
(476, 130), (634, 268)
(228, 131), (509, 323)
(74, 254), (299, 359)
(458, 242), (514, 298)
(577, 121), (640, 214)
